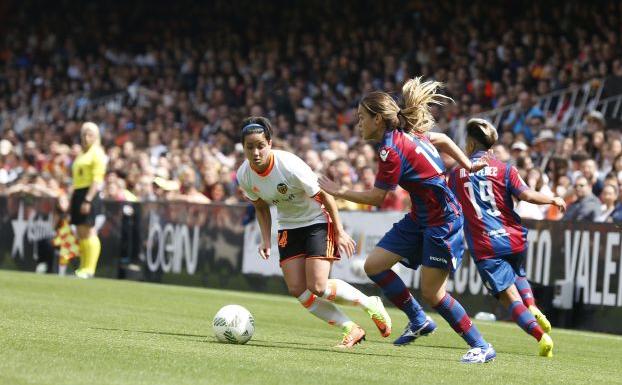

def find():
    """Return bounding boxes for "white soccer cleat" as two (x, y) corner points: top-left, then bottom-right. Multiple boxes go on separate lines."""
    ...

(461, 343), (496, 363)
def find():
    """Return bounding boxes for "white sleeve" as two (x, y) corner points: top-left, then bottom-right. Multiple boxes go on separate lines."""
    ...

(236, 166), (259, 201)
(287, 153), (320, 197)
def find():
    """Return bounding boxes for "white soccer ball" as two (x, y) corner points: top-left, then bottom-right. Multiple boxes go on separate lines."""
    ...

(212, 305), (255, 344)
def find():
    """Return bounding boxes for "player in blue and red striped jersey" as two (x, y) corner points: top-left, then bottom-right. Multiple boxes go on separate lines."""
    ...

(448, 118), (566, 358)
(320, 77), (495, 363)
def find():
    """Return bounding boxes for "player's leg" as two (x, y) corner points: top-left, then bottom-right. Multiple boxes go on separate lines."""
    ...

(515, 275), (551, 332)
(279, 225), (360, 347)
(498, 284), (553, 357)
(282, 257), (352, 331)
(76, 224), (98, 278)
(305, 258), (365, 347)
(305, 223), (391, 337)
(420, 266), (493, 363)
(365, 216), (430, 345)
(75, 193), (102, 278)
(421, 216), (494, 363)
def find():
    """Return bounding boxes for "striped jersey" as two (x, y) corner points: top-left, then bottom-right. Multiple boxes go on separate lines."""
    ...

(374, 130), (460, 227)
(236, 150), (326, 230)
(447, 151), (529, 261)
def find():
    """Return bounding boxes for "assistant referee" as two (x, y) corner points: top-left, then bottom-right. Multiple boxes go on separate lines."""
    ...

(70, 122), (106, 278)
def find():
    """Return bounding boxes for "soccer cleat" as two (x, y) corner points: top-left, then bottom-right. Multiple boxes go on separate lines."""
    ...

(393, 316), (436, 346)
(461, 343), (496, 364)
(529, 305), (552, 333)
(335, 324), (366, 348)
(75, 269), (93, 279)
(366, 296), (392, 337)
(538, 333), (554, 358)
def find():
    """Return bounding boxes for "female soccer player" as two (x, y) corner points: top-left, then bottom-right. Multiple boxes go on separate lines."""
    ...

(70, 122), (106, 279)
(236, 116), (391, 348)
(319, 78), (495, 363)
(448, 118), (564, 357)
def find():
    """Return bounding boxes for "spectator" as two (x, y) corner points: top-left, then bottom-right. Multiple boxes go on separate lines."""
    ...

(563, 176), (602, 222)
(580, 159), (604, 197)
(595, 184), (620, 222)
(503, 92), (545, 144)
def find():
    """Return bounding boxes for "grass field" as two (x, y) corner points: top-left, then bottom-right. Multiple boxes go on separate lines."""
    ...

(1, 270), (622, 385)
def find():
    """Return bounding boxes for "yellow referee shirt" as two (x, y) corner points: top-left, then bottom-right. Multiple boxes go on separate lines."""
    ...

(72, 145), (107, 189)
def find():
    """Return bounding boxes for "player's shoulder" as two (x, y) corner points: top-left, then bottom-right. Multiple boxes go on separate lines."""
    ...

(236, 160), (251, 181)
(273, 149), (302, 162)
(273, 149), (308, 171)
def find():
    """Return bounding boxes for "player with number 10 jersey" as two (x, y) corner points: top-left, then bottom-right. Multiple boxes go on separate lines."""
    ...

(320, 78), (495, 363)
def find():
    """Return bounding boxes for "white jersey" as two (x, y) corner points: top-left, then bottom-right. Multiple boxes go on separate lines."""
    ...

(236, 150), (326, 230)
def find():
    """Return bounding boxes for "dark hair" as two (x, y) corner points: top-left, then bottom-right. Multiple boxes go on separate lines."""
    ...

(241, 116), (273, 145)
(466, 118), (497, 149)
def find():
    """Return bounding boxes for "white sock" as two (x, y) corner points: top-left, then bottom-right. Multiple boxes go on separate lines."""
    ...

(297, 289), (352, 328)
(58, 264), (67, 276)
(322, 279), (372, 309)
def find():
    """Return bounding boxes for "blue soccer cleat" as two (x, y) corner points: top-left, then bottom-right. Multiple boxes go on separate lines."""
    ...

(393, 316), (436, 346)
(461, 343), (496, 363)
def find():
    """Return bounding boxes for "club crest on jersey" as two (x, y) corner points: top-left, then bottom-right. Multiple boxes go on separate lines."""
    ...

(379, 148), (389, 162)
(277, 183), (288, 194)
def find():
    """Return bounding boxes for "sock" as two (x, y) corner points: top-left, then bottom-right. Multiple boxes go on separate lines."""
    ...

(434, 293), (487, 349)
(83, 236), (101, 275)
(322, 279), (372, 309)
(515, 277), (535, 307)
(78, 239), (88, 271)
(298, 289), (352, 329)
(509, 301), (544, 341)
(368, 270), (426, 326)
(58, 264), (67, 276)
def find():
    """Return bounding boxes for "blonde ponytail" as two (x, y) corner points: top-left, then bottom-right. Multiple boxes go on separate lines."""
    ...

(400, 77), (452, 134)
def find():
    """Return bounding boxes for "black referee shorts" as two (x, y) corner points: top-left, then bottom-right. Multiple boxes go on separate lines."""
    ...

(70, 187), (102, 226)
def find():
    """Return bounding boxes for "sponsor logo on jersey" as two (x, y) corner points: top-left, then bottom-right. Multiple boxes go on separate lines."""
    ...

(428, 256), (447, 264)
(379, 148), (389, 162)
(277, 183), (288, 194)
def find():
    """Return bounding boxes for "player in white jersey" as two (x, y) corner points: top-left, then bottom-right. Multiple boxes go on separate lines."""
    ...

(236, 116), (392, 348)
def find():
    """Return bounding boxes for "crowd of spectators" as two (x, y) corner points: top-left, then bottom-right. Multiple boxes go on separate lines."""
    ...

(1, 0), (622, 221)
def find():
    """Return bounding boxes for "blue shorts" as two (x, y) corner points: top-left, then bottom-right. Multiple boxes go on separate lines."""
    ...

(476, 251), (527, 295)
(376, 214), (465, 272)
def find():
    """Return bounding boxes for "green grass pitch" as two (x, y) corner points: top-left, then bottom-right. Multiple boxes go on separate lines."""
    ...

(1, 270), (621, 385)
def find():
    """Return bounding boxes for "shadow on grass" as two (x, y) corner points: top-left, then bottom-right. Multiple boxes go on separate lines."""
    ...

(90, 326), (531, 358)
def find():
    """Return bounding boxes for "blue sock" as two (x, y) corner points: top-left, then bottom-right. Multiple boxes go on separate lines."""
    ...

(509, 301), (544, 341)
(514, 277), (535, 307)
(368, 270), (427, 326)
(434, 293), (487, 349)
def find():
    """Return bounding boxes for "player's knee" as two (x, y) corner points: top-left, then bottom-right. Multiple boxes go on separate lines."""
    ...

(306, 283), (326, 297)
(364, 258), (380, 276)
(421, 287), (443, 306)
(287, 285), (306, 298)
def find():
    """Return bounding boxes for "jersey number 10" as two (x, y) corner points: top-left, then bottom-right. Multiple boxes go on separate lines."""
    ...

(464, 181), (501, 219)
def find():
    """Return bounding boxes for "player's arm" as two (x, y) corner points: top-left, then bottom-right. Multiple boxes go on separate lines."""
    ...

(427, 132), (486, 172)
(316, 190), (356, 257)
(518, 190), (566, 212)
(508, 165), (566, 212)
(318, 177), (388, 206)
(251, 198), (272, 259)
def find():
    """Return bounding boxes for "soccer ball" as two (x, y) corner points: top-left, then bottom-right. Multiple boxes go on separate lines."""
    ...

(212, 305), (255, 344)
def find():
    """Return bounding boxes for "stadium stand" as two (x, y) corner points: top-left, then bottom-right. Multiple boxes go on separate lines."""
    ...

(1, 0), (622, 220)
